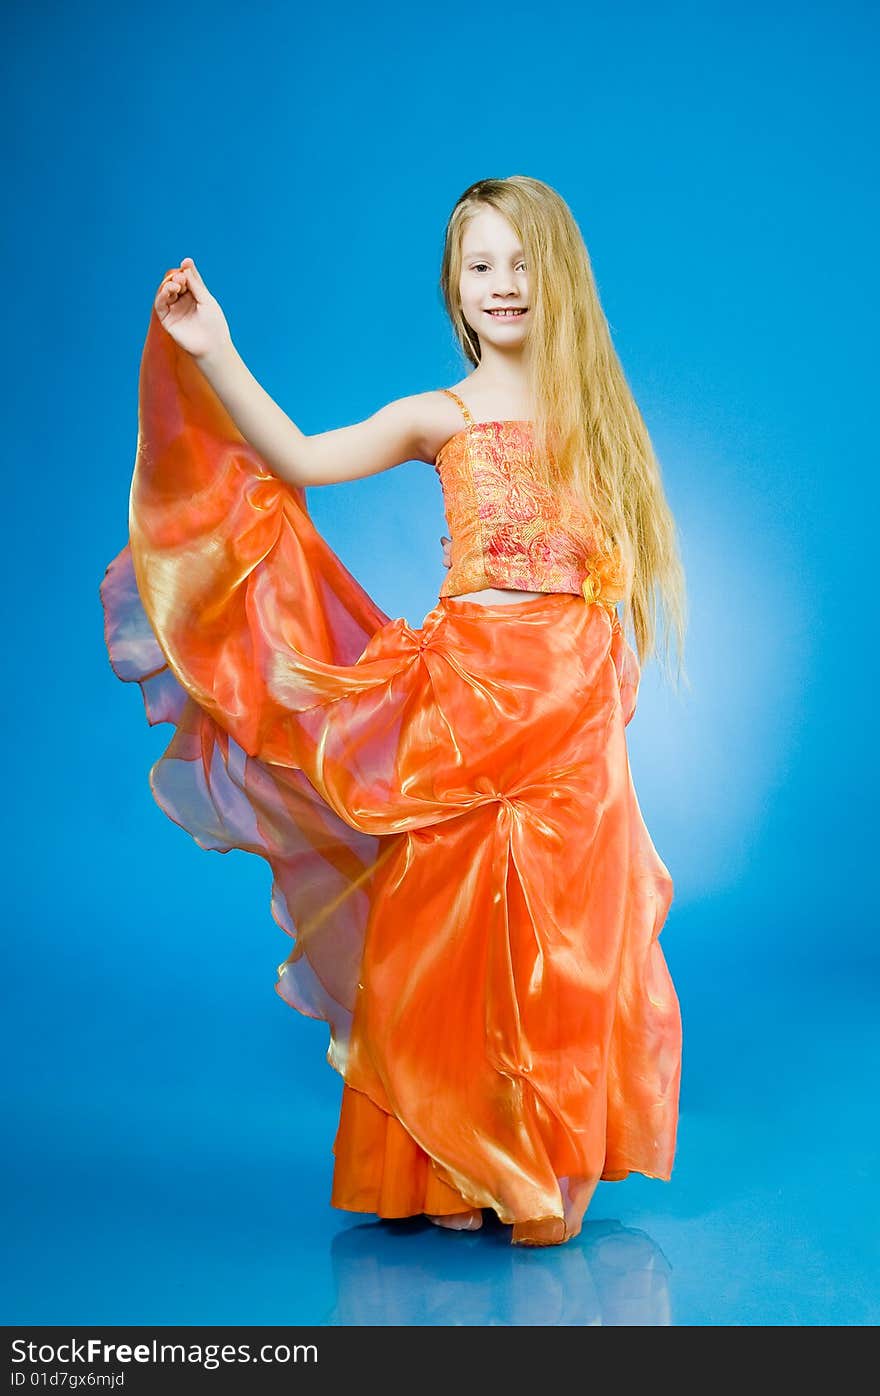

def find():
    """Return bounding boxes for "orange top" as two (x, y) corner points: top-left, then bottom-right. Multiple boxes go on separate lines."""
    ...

(435, 389), (628, 610)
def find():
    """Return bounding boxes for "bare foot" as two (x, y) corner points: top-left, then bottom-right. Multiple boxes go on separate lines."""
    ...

(426, 1209), (484, 1231)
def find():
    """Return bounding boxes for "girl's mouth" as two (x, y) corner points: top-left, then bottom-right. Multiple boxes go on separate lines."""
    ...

(485, 308), (528, 318)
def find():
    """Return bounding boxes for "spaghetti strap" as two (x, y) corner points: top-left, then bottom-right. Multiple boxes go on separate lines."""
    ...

(440, 387), (474, 427)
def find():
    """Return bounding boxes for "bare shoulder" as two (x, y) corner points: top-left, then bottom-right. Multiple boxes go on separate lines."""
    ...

(291, 387), (474, 486)
(407, 386), (475, 465)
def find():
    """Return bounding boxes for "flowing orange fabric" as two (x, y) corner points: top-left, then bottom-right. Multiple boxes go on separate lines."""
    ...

(99, 286), (682, 1236)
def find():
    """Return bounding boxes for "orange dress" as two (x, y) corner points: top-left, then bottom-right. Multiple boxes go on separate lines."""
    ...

(99, 286), (682, 1238)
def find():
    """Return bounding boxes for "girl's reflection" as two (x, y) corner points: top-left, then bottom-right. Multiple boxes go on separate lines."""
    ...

(322, 1216), (672, 1326)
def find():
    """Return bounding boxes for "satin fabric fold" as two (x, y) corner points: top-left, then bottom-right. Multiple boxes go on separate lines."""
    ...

(99, 286), (682, 1232)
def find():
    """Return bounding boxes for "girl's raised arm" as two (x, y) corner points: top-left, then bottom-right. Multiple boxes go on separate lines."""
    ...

(157, 259), (433, 488)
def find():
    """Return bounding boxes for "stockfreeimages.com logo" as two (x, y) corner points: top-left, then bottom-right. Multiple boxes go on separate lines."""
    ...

(10, 1337), (318, 1372)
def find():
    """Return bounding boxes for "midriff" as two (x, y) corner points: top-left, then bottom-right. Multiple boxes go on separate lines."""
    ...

(452, 587), (546, 605)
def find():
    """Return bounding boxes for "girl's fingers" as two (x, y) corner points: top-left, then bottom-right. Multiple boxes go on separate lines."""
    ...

(157, 259), (207, 308)
(180, 258), (207, 298)
(178, 263), (205, 304)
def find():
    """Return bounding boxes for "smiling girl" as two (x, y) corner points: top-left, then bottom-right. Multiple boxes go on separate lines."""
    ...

(100, 174), (686, 1247)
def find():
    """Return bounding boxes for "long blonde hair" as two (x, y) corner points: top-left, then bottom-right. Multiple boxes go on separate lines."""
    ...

(438, 175), (688, 687)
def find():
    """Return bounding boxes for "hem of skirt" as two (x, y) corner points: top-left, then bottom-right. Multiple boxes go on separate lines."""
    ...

(330, 1077), (675, 1222)
(330, 1078), (488, 1217)
(330, 1197), (482, 1220)
(329, 1165), (674, 1222)
(599, 1167), (675, 1184)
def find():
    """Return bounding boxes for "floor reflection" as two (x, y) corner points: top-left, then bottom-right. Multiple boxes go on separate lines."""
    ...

(321, 1214), (672, 1325)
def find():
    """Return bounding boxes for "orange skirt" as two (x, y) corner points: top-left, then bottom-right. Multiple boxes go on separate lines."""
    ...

(99, 281), (682, 1234)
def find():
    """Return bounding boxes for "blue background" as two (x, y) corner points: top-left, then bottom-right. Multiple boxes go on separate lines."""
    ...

(2, 0), (877, 1326)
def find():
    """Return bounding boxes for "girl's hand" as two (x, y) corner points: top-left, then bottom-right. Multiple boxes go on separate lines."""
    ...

(154, 258), (232, 361)
(441, 535), (452, 568)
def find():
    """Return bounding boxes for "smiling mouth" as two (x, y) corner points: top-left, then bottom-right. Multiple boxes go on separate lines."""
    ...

(485, 308), (528, 318)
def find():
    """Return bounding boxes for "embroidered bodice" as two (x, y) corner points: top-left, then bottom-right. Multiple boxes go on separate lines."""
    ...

(434, 389), (627, 611)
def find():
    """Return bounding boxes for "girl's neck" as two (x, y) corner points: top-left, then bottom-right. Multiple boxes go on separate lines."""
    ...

(464, 354), (534, 417)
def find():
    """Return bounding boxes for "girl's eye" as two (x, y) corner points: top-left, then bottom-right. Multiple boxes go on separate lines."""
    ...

(471, 263), (527, 273)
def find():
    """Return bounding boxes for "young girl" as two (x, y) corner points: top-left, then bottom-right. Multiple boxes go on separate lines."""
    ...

(100, 175), (686, 1248)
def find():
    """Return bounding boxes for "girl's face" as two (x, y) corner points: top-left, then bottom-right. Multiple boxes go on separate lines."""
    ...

(458, 205), (530, 349)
